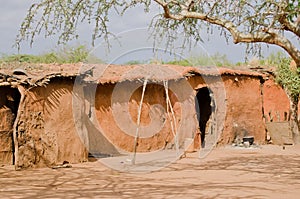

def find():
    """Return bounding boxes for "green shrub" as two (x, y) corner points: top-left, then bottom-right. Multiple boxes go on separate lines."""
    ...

(275, 58), (300, 100)
(261, 51), (287, 67)
(165, 53), (232, 67)
(0, 45), (102, 64)
(125, 60), (143, 65)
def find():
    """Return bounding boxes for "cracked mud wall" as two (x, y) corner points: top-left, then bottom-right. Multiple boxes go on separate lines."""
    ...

(3, 73), (287, 168)
(263, 78), (300, 123)
(94, 81), (196, 153)
(15, 78), (88, 168)
(188, 75), (226, 149)
(0, 86), (20, 165)
(187, 75), (265, 146)
(219, 76), (266, 144)
(262, 78), (300, 144)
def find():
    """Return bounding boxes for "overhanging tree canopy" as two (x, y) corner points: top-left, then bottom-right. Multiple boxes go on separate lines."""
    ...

(17, 0), (300, 66)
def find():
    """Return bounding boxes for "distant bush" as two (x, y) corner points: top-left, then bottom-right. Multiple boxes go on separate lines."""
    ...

(0, 45), (103, 64)
(125, 60), (143, 65)
(59, 45), (89, 63)
(259, 51), (288, 67)
(165, 53), (232, 67)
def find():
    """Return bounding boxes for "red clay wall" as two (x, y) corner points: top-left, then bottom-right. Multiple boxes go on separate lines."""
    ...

(10, 74), (293, 168)
(187, 75), (227, 149)
(15, 79), (88, 168)
(94, 82), (181, 152)
(263, 79), (290, 122)
(188, 75), (266, 145)
(219, 76), (266, 144)
(263, 79), (300, 122)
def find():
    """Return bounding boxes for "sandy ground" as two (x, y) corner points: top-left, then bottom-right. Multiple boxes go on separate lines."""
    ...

(1, 145), (300, 199)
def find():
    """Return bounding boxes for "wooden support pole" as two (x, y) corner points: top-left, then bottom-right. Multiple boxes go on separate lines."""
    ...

(132, 79), (148, 165)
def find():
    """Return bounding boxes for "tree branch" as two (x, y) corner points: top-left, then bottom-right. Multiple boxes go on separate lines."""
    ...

(278, 15), (300, 37)
(173, 10), (300, 66)
(154, 0), (184, 20)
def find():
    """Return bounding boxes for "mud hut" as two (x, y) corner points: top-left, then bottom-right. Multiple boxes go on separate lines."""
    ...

(0, 64), (294, 169)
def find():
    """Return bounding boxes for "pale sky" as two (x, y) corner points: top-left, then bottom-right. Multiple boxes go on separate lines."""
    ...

(0, 1), (285, 64)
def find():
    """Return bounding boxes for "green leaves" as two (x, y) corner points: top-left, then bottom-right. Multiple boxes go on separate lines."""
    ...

(15, 0), (300, 69)
(0, 45), (98, 64)
(286, 0), (300, 22)
(276, 58), (300, 101)
(16, 0), (152, 49)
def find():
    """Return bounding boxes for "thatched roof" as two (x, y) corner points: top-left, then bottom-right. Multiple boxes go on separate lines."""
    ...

(0, 63), (266, 87)
(95, 64), (264, 84)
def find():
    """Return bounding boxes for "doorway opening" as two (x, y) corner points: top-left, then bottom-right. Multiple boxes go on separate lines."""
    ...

(0, 86), (21, 165)
(195, 87), (213, 148)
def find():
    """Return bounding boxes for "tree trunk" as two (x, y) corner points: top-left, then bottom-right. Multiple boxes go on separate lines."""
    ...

(289, 96), (300, 144)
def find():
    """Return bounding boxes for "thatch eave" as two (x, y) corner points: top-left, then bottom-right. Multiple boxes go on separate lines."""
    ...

(0, 64), (268, 88)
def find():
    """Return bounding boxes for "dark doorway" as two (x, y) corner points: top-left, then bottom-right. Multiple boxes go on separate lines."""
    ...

(195, 87), (212, 148)
(0, 87), (21, 165)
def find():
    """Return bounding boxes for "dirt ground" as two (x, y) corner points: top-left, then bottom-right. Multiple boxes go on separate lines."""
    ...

(1, 145), (300, 199)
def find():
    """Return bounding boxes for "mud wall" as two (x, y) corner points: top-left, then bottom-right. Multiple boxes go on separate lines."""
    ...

(0, 86), (20, 165)
(219, 76), (266, 144)
(189, 75), (266, 145)
(188, 75), (227, 149)
(3, 73), (295, 168)
(263, 79), (300, 122)
(93, 81), (196, 153)
(15, 78), (88, 168)
(263, 79), (290, 122)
